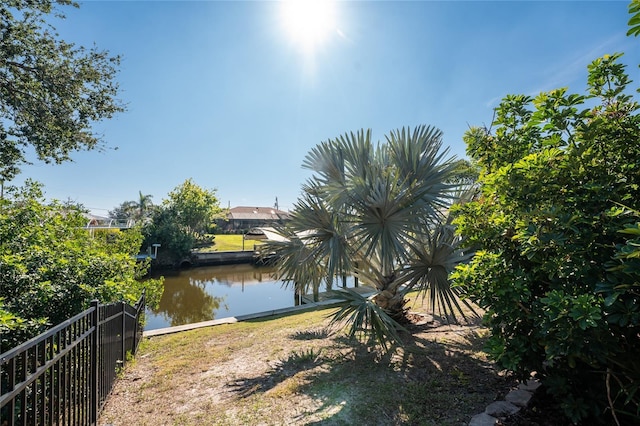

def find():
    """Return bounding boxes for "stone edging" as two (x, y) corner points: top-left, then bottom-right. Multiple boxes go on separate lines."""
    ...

(469, 379), (541, 426)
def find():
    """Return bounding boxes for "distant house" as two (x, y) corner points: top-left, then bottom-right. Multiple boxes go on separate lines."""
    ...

(218, 206), (290, 233)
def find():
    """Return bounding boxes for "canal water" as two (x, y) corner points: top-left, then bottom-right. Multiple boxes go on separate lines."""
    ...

(145, 264), (356, 330)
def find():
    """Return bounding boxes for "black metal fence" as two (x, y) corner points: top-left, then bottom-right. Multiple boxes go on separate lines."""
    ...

(0, 292), (145, 425)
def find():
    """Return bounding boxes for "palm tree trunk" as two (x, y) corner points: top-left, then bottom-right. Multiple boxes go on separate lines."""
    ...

(374, 290), (407, 321)
(373, 273), (407, 321)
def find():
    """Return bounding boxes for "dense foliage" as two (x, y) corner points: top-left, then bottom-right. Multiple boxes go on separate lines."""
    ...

(0, 0), (123, 183)
(263, 126), (475, 349)
(452, 53), (640, 424)
(0, 181), (163, 353)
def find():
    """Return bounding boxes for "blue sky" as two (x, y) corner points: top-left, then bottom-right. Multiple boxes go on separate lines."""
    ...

(14, 0), (640, 215)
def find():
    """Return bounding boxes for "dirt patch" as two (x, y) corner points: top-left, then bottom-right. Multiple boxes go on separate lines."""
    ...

(99, 303), (516, 425)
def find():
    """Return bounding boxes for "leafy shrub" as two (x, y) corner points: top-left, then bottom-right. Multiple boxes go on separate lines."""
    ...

(0, 181), (163, 353)
(452, 53), (640, 424)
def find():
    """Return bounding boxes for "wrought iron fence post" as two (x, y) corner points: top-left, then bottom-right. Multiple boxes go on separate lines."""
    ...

(90, 299), (100, 425)
(134, 301), (139, 354)
(121, 302), (126, 364)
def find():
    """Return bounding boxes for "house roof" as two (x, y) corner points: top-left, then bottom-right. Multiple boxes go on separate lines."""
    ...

(227, 206), (290, 221)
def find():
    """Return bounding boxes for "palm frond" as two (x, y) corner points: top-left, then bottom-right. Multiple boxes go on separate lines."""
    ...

(348, 252), (387, 291)
(337, 129), (374, 183)
(260, 192), (355, 291)
(304, 130), (375, 209)
(386, 125), (457, 208)
(259, 225), (325, 295)
(400, 215), (477, 322)
(348, 172), (416, 270)
(291, 193), (353, 283)
(328, 288), (406, 351)
(302, 139), (347, 188)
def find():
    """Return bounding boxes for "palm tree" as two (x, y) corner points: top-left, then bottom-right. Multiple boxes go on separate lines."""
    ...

(135, 191), (153, 222)
(263, 125), (475, 348)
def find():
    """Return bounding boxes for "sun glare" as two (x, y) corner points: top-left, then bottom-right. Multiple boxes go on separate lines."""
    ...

(281, 0), (337, 53)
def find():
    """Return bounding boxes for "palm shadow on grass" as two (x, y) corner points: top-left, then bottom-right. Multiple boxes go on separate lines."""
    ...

(224, 318), (515, 425)
(225, 348), (326, 397)
(289, 327), (332, 341)
(225, 325), (336, 397)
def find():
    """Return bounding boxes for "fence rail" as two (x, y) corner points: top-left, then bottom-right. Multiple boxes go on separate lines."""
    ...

(0, 292), (145, 425)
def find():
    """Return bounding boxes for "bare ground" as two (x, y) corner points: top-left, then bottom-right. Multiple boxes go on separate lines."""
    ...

(99, 301), (517, 426)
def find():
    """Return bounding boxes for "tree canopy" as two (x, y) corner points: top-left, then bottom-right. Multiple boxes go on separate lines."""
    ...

(109, 191), (155, 223)
(628, 0), (640, 36)
(0, 0), (123, 183)
(164, 178), (223, 237)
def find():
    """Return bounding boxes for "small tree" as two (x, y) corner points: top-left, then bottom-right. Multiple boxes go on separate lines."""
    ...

(142, 206), (194, 266)
(453, 53), (640, 423)
(165, 178), (223, 238)
(142, 179), (223, 265)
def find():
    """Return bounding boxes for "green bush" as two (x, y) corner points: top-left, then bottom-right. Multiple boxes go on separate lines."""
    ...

(141, 179), (223, 265)
(0, 181), (163, 353)
(452, 53), (640, 424)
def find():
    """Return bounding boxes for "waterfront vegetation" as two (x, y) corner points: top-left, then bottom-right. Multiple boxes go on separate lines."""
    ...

(262, 125), (475, 352)
(140, 178), (224, 265)
(452, 52), (640, 424)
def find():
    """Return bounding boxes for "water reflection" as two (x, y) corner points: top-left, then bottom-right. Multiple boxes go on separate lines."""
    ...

(145, 264), (296, 330)
(188, 264), (277, 288)
(152, 276), (226, 327)
(145, 264), (360, 331)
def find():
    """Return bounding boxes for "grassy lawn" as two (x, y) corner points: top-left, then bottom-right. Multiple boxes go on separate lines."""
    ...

(198, 234), (264, 252)
(99, 295), (515, 425)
